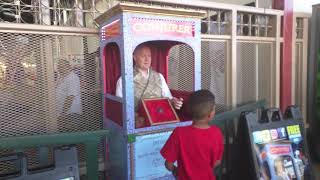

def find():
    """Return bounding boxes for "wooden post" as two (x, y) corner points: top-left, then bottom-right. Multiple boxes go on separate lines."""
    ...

(274, 0), (293, 111)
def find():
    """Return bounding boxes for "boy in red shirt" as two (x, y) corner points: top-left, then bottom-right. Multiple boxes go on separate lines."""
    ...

(160, 90), (224, 180)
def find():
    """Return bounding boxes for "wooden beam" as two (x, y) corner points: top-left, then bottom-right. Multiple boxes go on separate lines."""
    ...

(275, 15), (281, 108)
(274, 0), (293, 111)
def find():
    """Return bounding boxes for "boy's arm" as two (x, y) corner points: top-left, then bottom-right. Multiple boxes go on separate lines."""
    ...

(212, 127), (224, 170)
(165, 160), (177, 177)
(214, 160), (221, 168)
(160, 129), (179, 176)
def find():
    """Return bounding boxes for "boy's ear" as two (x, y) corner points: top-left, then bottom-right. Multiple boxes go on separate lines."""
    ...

(208, 109), (215, 119)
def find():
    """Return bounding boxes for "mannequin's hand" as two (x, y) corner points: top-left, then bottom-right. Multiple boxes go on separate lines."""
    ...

(171, 97), (183, 110)
(135, 113), (145, 128)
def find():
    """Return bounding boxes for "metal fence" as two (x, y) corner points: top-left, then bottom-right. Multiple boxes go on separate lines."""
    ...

(236, 42), (275, 106)
(0, 0), (117, 27)
(0, 25), (102, 176)
(201, 40), (228, 112)
(168, 44), (194, 92)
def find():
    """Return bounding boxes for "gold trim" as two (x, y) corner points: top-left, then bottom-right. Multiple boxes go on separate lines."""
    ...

(95, 3), (206, 25)
(141, 97), (180, 126)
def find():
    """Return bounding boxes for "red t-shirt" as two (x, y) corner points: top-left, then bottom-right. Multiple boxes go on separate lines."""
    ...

(160, 125), (224, 180)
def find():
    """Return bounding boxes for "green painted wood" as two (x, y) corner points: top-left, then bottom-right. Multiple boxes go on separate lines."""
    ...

(0, 130), (108, 149)
(127, 134), (136, 143)
(85, 141), (100, 180)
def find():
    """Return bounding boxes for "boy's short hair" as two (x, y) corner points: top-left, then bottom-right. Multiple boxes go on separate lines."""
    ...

(187, 89), (215, 120)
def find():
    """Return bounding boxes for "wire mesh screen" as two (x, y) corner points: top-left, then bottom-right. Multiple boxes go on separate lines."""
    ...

(258, 43), (273, 104)
(168, 44), (194, 92)
(0, 0), (118, 28)
(236, 42), (274, 106)
(0, 32), (102, 175)
(295, 43), (303, 107)
(201, 40), (227, 113)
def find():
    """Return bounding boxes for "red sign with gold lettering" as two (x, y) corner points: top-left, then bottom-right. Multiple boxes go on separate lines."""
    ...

(131, 18), (194, 37)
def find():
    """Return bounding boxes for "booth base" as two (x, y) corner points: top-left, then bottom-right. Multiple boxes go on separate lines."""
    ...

(107, 129), (176, 180)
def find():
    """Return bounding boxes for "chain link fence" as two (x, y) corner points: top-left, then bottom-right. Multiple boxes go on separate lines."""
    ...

(0, 0), (118, 27)
(0, 31), (103, 177)
(168, 44), (194, 92)
(237, 42), (274, 106)
(201, 40), (227, 113)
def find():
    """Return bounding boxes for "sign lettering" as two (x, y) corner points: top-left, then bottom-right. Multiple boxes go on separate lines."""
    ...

(131, 18), (194, 37)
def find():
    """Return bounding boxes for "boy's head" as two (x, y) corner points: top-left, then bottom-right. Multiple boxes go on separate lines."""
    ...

(187, 89), (215, 121)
